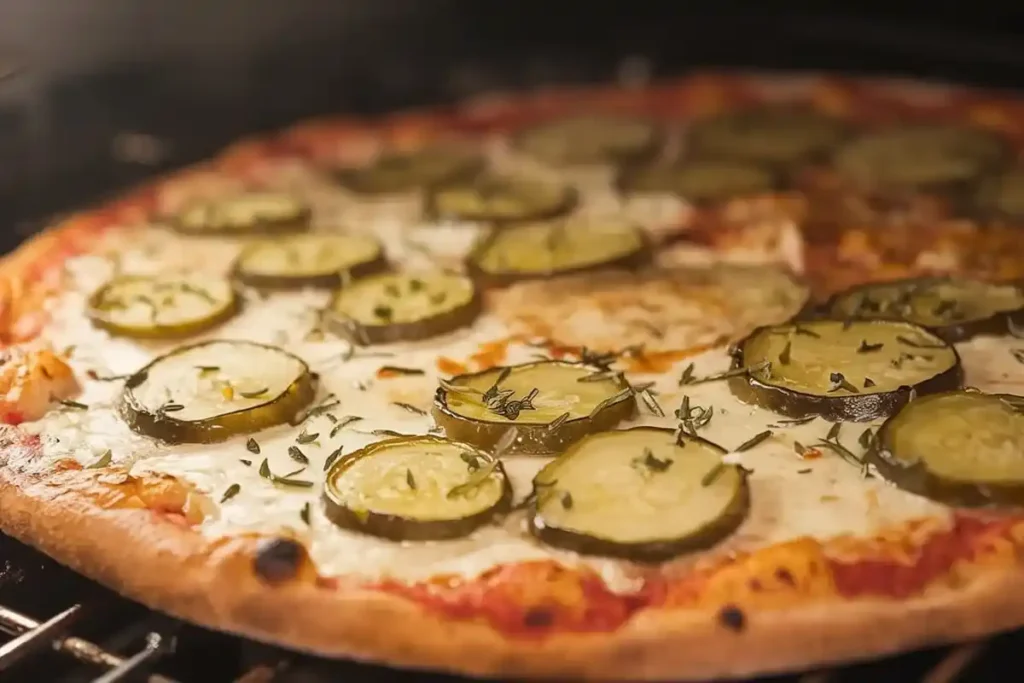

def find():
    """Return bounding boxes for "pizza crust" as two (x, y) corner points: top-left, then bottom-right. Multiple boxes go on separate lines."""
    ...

(3, 433), (1024, 681)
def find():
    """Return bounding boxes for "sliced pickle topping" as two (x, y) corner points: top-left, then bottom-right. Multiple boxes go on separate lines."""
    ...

(730, 319), (962, 422)
(529, 427), (748, 561)
(322, 435), (511, 541)
(974, 166), (1024, 221)
(425, 174), (576, 224)
(619, 159), (779, 204)
(432, 360), (635, 455)
(334, 145), (485, 195)
(172, 192), (311, 236)
(511, 115), (661, 167)
(231, 233), (387, 290)
(87, 274), (240, 340)
(119, 341), (316, 444)
(467, 216), (649, 286)
(832, 124), (1008, 191)
(687, 107), (849, 166)
(326, 270), (481, 345)
(868, 391), (1024, 506)
(825, 277), (1024, 342)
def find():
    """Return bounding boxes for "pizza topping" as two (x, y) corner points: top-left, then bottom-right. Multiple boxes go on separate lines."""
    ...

(87, 273), (240, 340)
(510, 115), (661, 167)
(466, 216), (650, 286)
(425, 174), (576, 224)
(528, 427), (749, 561)
(334, 145), (485, 195)
(868, 391), (1024, 506)
(974, 166), (1024, 221)
(231, 233), (387, 290)
(433, 360), (635, 455)
(686, 107), (849, 166)
(730, 320), (962, 421)
(618, 159), (779, 204)
(832, 124), (1008, 191)
(171, 192), (311, 236)
(322, 435), (511, 541)
(118, 341), (316, 444)
(326, 271), (481, 345)
(825, 277), (1024, 343)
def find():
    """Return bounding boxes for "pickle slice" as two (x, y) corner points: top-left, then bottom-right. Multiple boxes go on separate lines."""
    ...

(730, 319), (962, 422)
(687, 107), (849, 166)
(87, 274), (240, 340)
(433, 360), (635, 455)
(529, 427), (748, 561)
(119, 341), (316, 444)
(172, 192), (311, 236)
(466, 216), (650, 287)
(322, 435), (512, 541)
(833, 124), (1008, 191)
(511, 115), (661, 167)
(231, 233), (387, 290)
(824, 277), (1024, 343)
(974, 166), (1024, 221)
(618, 159), (779, 204)
(335, 145), (485, 195)
(868, 391), (1024, 506)
(326, 271), (481, 345)
(425, 174), (577, 224)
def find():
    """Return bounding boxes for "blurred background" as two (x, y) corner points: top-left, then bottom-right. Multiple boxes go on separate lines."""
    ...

(0, 3), (1022, 241)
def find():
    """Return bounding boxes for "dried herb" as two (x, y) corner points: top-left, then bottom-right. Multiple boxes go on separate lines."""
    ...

(858, 428), (874, 450)
(220, 483), (241, 503)
(578, 370), (624, 383)
(560, 492), (574, 510)
(1012, 349), (1024, 365)
(778, 341), (792, 365)
(636, 386), (665, 417)
(295, 430), (319, 445)
(546, 412), (571, 431)
(797, 468), (812, 474)
(378, 365), (426, 377)
(258, 459), (314, 488)
(239, 459), (252, 467)
(794, 441), (809, 457)
(447, 459), (500, 499)
(59, 399), (89, 410)
(323, 446), (344, 472)
(373, 304), (394, 321)
(701, 463), (725, 487)
(775, 415), (816, 426)
(634, 447), (673, 474)
(678, 362), (696, 386)
(288, 446), (309, 465)
(488, 386), (539, 421)
(300, 502), (311, 525)
(827, 372), (859, 394)
(793, 326), (821, 338)
(392, 402), (427, 416)
(863, 377), (876, 388)
(826, 422), (842, 442)
(690, 361), (771, 385)
(857, 340), (883, 353)
(814, 440), (865, 471)
(329, 415), (363, 437)
(735, 430), (772, 452)
(406, 469), (417, 490)
(86, 449), (112, 469)
(246, 438), (261, 455)
(460, 452), (481, 472)
(371, 429), (408, 438)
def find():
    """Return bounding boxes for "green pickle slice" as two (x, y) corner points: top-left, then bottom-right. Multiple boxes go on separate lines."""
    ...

(119, 341), (316, 444)
(322, 435), (512, 541)
(730, 319), (962, 422)
(432, 360), (636, 455)
(335, 145), (485, 195)
(171, 192), (311, 236)
(511, 115), (661, 167)
(619, 159), (779, 204)
(425, 174), (576, 224)
(529, 427), (749, 561)
(687, 107), (849, 166)
(868, 391), (1024, 506)
(232, 233), (387, 290)
(87, 273), (240, 340)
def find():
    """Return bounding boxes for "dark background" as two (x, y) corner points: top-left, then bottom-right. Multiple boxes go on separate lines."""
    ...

(1, 4), (1023, 245)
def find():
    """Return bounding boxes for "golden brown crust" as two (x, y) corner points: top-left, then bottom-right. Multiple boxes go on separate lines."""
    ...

(4, 447), (1024, 681)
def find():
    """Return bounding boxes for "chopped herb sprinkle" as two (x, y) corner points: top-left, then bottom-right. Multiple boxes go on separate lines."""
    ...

(220, 483), (241, 503)
(735, 430), (772, 452)
(288, 446), (309, 465)
(246, 438), (261, 455)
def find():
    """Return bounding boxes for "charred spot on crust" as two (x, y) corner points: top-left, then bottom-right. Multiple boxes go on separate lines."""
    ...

(253, 537), (305, 583)
(718, 604), (746, 632)
(523, 607), (555, 628)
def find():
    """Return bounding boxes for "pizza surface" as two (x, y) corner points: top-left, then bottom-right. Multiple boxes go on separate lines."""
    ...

(4, 71), (1024, 681)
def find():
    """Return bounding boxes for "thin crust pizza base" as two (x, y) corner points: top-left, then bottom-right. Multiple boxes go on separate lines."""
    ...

(2, 436), (1024, 681)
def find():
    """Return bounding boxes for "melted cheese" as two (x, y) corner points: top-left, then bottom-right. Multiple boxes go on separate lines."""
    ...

(20, 147), (1024, 594)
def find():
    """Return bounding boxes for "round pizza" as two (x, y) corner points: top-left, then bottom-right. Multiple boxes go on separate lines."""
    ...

(4, 70), (1024, 681)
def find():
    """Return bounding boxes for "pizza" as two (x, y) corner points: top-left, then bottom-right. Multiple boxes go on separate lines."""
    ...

(4, 70), (1024, 681)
